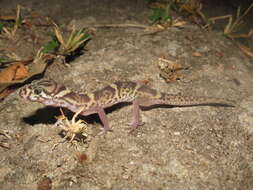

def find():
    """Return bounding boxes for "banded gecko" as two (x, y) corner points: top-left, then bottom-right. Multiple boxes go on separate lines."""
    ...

(19, 79), (234, 132)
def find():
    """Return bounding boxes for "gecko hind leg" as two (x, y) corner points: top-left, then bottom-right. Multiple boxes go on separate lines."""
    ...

(97, 107), (113, 132)
(130, 98), (163, 132)
(129, 99), (145, 129)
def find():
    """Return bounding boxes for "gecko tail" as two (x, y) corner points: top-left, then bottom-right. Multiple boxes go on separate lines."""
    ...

(158, 93), (235, 107)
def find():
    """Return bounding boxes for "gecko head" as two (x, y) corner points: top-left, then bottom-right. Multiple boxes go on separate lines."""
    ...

(19, 79), (60, 104)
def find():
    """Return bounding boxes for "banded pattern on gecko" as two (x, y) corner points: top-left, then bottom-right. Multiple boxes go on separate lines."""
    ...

(19, 79), (234, 131)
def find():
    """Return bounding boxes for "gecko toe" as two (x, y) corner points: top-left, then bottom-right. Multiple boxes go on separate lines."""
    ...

(97, 127), (113, 136)
(126, 121), (145, 135)
(127, 121), (145, 128)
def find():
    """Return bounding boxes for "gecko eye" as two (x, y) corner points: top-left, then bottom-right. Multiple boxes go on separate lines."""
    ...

(33, 88), (43, 95)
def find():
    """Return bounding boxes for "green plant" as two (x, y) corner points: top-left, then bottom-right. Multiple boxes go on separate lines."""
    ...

(0, 23), (4, 32)
(42, 34), (60, 53)
(149, 5), (172, 24)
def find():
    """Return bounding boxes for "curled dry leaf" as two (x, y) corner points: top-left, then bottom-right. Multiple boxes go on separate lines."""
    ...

(144, 24), (166, 34)
(158, 57), (186, 83)
(14, 64), (29, 79)
(192, 52), (202, 57)
(0, 63), (28, 83)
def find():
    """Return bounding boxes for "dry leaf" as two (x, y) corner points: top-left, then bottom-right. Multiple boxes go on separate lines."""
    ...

(158, 57), (186, 83)
(0, 63), (28, 83)
(14, 63), (29, 80)
(144, 24), (165, 34)
(192, 52), (202, 57)
(172, 19), (187, 27)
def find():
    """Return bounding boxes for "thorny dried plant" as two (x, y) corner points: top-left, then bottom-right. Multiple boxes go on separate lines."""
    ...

(208, 3), (253, 38)
(5, 52), (22, 61)
(53, 23), (90, 55)
(33, 48), (51, 65)
(158, 57), (187, 82)
(177, 0), (204, 15)
(26, 48), (54, 77)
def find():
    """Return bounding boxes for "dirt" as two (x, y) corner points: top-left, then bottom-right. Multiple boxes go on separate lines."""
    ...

(0, 1), (253, 190)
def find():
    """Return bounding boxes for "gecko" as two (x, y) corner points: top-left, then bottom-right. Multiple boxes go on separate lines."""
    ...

(19, 79), (234, 132)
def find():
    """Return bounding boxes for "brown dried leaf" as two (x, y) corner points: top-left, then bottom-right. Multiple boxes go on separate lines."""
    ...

(158, 57), (186, 83)
(172, 19), (187, 27)
(0, 63), (28, 83)
(192, 52), (202, 57)
(144, 24), (165, 34)
(14, 63), (29, 80)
